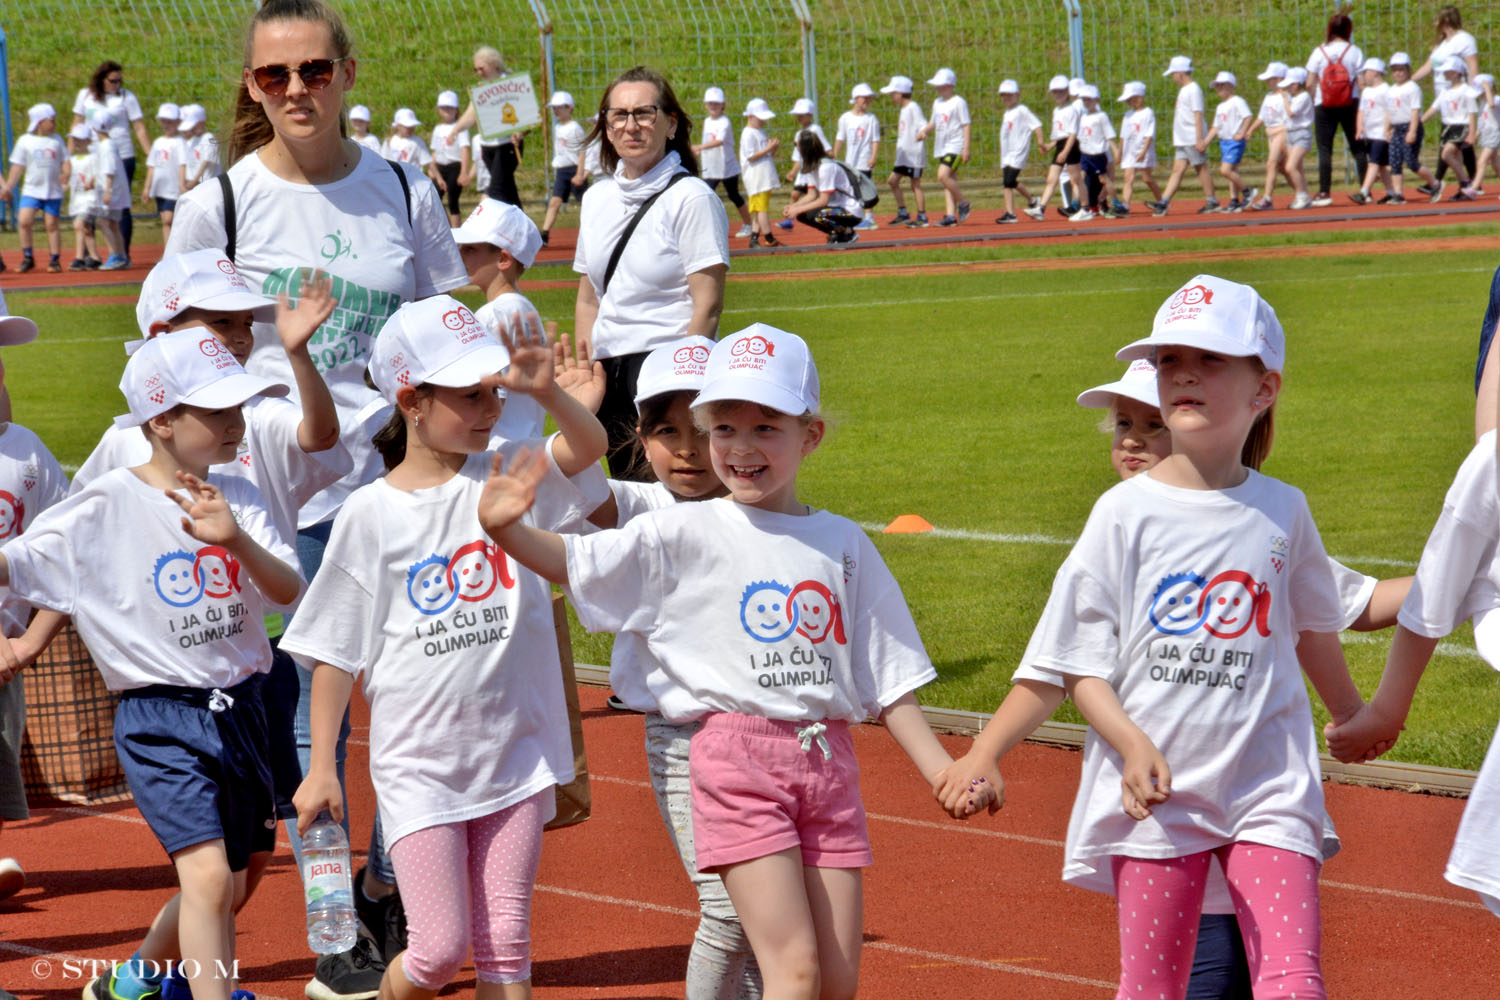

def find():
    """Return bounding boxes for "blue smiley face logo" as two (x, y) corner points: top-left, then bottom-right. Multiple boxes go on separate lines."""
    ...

(739, 581), (798, 643)
(1148, 572), (1209, 635)
(406, 555), (457, 615)
(153, 550), (203, 607)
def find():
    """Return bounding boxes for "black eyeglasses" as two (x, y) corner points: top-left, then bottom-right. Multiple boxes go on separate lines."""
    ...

(605, 105), (660, 129)
(106, 76), (123, 85)
(248, 58), (345, 97)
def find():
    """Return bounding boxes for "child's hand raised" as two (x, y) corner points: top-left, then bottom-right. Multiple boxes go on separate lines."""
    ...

(168, 472), (241, 546)
(1120, 738), (1171, 820)
(477, 446), (551, 535)
(276, 269), (338, 354)
(553, 328), (606, 414)
(486, 308), (554, 397)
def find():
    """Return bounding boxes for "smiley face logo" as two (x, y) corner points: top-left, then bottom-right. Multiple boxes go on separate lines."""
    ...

(673, 344), (711, 365)
(1169, 284), (1214, 309)
(199, 337), (229, 359)
(0, 491), (24, 540)
(153, 550), (203, 607)
(1148, 572), (1208, 635)
(448, 539), (514, 603)
(739, 581), (798, 643)
(788, 580), (847, 645)
(406, 554), (457, 615)
(216, 259), (237, 276)
(441, 307), (472, 331)
(1199, 570), (1271, 639)
(193, 546), (241, 600)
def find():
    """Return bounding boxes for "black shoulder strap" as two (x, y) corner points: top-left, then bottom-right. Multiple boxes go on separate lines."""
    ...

(218, 173), (237, 262)
(386, 157), (413, 227)
(602, 172), (690, 296)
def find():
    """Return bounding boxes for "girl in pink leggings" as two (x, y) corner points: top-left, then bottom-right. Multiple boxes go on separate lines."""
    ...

(943, 275), (1374, 1000)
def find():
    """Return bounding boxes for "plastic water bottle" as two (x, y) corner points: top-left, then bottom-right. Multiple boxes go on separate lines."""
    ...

(301, 811), (358, 954)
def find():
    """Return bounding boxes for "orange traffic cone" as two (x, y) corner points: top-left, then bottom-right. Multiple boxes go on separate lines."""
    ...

(883, 514), (935, 534)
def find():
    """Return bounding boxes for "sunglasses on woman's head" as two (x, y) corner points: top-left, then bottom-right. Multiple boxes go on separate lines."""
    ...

(249, 58), (344, 96)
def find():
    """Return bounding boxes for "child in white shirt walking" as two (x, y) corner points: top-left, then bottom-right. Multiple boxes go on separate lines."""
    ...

(540, 91), (585, 244)
(1071, 85), (1119, 220)
(431, 90), (472, 226)
(1149, 55), (1218, 215)
(1028, 75), (1083, 220)
(1200, 72), (1255, 211)
(916, 68), (971, 225)
(88, 107), (131, 270)
(1386, 53), (1438, 200)
(1, 104), (68, 273)
(739, 99), (782, 249)
(695, 87), (754, 239)
(349, 105), (382, 155)
(1421, 57), (1478, 199)
(177, 104), (220, 193)
(835, 84), (881, 229)
(1462, 73), (1500, 196)
(1116, 82), (1163, 213)
(881, 75), (928, 226)
(382, 108), (433, 170)
(996, 79), (1042, 223)
(1281, 67), (1316, 208)
(65, 123), (100, 270)
(1352, 59), (1396, 203)
(140, 103), (184, 246)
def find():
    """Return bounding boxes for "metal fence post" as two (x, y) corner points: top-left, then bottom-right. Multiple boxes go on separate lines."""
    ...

(1063, 0), (1085, 81)
(789, 0), (817, 112)
(528, 0), (555, 201)
(0, 24), (11, 230)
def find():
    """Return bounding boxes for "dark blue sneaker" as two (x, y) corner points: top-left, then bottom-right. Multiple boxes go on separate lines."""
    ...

(956, 200), (971, 222)
(160, 972), (190, 1000)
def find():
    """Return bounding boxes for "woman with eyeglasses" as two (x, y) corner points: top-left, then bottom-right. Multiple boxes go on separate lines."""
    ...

(443, 46), (527, 207)
(71, 61), (150, 265)
(165, 1), (466, 994)
(575, 65), (730, 478)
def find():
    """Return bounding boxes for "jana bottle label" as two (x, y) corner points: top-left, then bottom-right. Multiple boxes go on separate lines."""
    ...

(303, 857), (350, 904)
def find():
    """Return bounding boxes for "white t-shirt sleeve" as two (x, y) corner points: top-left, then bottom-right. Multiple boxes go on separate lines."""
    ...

(1286, 500), (1346, 634)
(280, 558), (375, 674)
(123, 92), (144, 124)
(1, 505), (79, 615)
(1327, 557), (1378, 631)
(400, 161), (469, 297)
(1398, 434), (1498, 637)
(673, 183), (734, 276)
(564, 517), (665, 636)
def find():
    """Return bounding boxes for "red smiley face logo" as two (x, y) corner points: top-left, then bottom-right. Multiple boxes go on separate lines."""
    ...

(216, 259), (236, 275)
(199, 338), (228, 358)
(673, 345), (711, 364)
(1170, 285), (1214, 309)
(441, 307), (472, 331)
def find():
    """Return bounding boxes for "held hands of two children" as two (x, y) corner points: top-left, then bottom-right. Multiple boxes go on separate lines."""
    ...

(275, 269), (339, 354)
(932, 752), (1005, 818)
(1324, 701), (1403, 764)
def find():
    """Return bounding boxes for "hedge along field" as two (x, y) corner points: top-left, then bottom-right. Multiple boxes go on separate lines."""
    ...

(9, 240), (1497, 770)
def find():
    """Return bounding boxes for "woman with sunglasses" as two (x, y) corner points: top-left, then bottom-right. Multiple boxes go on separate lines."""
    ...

(575, 65), (730, 478)
(71, 61), (150, 265)
(165, 0), (466, 994)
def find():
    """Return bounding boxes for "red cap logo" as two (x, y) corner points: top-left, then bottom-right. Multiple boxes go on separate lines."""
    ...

(216, 259), (236, 275)
(1169, 284), (1214, 309)
(731, 336), (774, 357)
(673, 345), (711, 364)
(199, 337), (228, 358)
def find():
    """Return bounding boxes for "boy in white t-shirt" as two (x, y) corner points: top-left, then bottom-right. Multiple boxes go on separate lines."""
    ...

(1200, 72), (1255, 211)
(65, 123), (100, 270)
(779, 99), (831, 231)
(141, 103), (184, 246)
(1027, 75), (1083, 220)
(695, 87), (754, 238)
(1, 104), (68, 274)
(915, 67), (971, 226)
(1116, 81), (1164, 213)
(1421, 58), (1478, 200)
(540, 91), (585, 245)
(1352, 59), (1396, 204)
(996, 79), (1042, 223)
(1148, 55), (1218, 215)
(739, 99), (782, 248)
(348, 104), (382, 155)
(177, 104), (220, 194)
(382, 107), (433, 171)
(1071, 86), (1119, 221)
(880, 75), (928, 227)
(431, 90), (472, 227)
(835, 83), (882, 229)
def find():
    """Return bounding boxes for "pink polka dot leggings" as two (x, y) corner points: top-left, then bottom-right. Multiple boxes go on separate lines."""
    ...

(1112, 842), (1324, 1000)
(386, 790), (548, 989)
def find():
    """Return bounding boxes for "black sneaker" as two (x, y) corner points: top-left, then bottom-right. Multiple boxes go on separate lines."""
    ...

(84, 256), (101, 270)
(889, 210), (910, 225)
(1451, 190), (1474, 201)
(605, 693), (639, 711)
(539, 230), (550, 247)
(1348, 191), (1370, 205)
(1387, 194), (1407, 204)
(305, 935), (384, 1000)
(1196, 200), (1220, 214)
(68, 258), (88, 271)
(996, 212), (1018, 224)
(956, 200), (971, 222)
(353, 867), (408, 961)
(1055, 203), (1079, 219)
(1417, 183), (1440, 197)
(18, 257), (34, 273)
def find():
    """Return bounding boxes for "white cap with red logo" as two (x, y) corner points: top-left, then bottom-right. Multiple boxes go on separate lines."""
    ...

(634, 336), (716, 411)
(368, 295), (512, 403)
(1116, 275), (1285, 373)
(0, 288), (38, 347)
(115, 328), (288, 428)
(451, 197), (543, 269)
(1077, 358), (1160, 409)
(136, 248), (276, 336)
(694, 324), (819, 416)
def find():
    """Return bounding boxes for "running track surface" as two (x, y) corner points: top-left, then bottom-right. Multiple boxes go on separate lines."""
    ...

(2, 686), (1496, 999)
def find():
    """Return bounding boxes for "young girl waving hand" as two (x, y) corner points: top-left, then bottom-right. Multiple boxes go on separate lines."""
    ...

(944, 276), (1369, 1000)
(480, 324), (985, 999)
(286, 299), (606, 1000)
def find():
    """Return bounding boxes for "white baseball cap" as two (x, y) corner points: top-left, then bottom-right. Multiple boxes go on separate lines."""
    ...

(743, 98), (775, 119)
(1257, 61), (1288, 81)
(789, 98), (815, 116)
(634, 336), (716, 411)
(1116, 275), (1286, 374)
(115, 328), (288, 429)
(1048, 74), (1070, 92)
(368, 295), (513, 403)
(997, 79), (1020, 95)
(1442, 56), (1468, 76)
(1477, 73), (1496, 88)
(1283, 66), (1308, 86)
(89, 106), (120, 133)
(1118, 81), (1147, 101)
(928, 67), (958, 88)
(1079, 84), (1100, 100)
(437, 89), (461, 108)
(392, 107), (421, 128)
(881, 75), (915, 94)
(1077, 358), (1160, 409)
(694, 324), (819, 416)
(1389, 51), (1411, 67)
(1213, 71), (1237, 87)
(1068, 77), (1086, 97)
(178, 104), (206, 127)
(349, 104), (372, 122)
(704, 86), (726, 104)
(1361, 58), (1387, 76)
(136, 248), (277, 336)
(0, 289), (38, 348)
(451, 197), (543, 269)
(69, 122), (92, 142)
(850, 82), (876, 101)
(1164, 55), (1194, 76)
(26, 104), (56, 133)
(548, 90), (574, 108)
(156, 102), (181, 120)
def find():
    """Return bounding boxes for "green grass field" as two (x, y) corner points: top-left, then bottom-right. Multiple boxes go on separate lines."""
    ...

(6, 226), (1498, 771)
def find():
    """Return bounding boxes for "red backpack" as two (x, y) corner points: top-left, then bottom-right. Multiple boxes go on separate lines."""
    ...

(1319, 44), (1355, 107)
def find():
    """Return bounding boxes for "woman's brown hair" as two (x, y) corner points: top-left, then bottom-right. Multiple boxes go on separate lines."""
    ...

(585, 65), (699, 177)
(1436, 5), (1464, 40)
(88, 61), (122, 103)
(227, 0), (352, 165)
(1325, 12), (1353, 42)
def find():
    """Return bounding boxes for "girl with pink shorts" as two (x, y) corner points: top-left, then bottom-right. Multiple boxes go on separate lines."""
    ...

(480, 323), (990, 999)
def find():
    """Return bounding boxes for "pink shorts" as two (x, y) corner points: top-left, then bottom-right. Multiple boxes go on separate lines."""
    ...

(688, 713), (873, 872)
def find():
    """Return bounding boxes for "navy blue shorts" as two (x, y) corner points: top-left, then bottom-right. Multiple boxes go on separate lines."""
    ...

(262, 641), (302, 819)
(1477, 263), (1500, 392)
(154, 197), (177, 213)
(1081, 152), (1109, 176)
(115, 674), (276, 871)
(550, 165), (586, 202)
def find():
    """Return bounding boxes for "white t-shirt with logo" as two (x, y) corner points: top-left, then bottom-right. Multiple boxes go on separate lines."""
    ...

(1386, 80), (1424, 130)
(68, 152), (97, 217)
(1012, 470), (1344, 895)
(474, 293), (545, 442)
(1120, 107), (1157, 166)
(1000, 105), (1042, 169)
(183, 133), (221, 185)
(929, 95), (971, 157)
(550, 119), (585, 171)
(1431, 85), (1479, 126)
(1258, 92), (1288, 129)
(739, 126), (779, 196)
(145, 135), (184, 199)
(699, 115), (738, 180)
(1431, 31), (1480, 95)
(1076, 110), (1116, 157)
(431, 123), (471, 167)
(1, 469), (297, 691)
(836, 111), (880, 171)
(166, 145), (468, 526)
(279, 446), (579, 845)
(382, 134), (433, 167)
(565, 497), (937, 724)
(1050, 101), (1081, 142)
(815, 160), (863, 215)
(894, 101), (928, 169)
(1173, 81), (1206, 146)
(0, 424), (70, 637)
(1286, 91), (1315, 130)
(9, 133), (67, 201)
(1213, 96), (1252, 140)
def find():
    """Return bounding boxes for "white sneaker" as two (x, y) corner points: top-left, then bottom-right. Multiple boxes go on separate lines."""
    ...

(735, 225), (753, 238)
(1310, 195), (1333, 207)
(1068, 208), (1096, 221)
(0, 858), (24, 901)
(1023, 205), (1045, 221)
(1289, 194), (1312, 210)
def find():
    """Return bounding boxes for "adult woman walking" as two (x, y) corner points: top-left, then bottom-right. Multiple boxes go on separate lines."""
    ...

(166, 0), (466, 992)
(1414, 6), (1482, 182)
(71, 61), (150, 263)
(445, 45), (526, 205)
(1306, 12), (1367, 205)
(574, 65), (729, 476)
